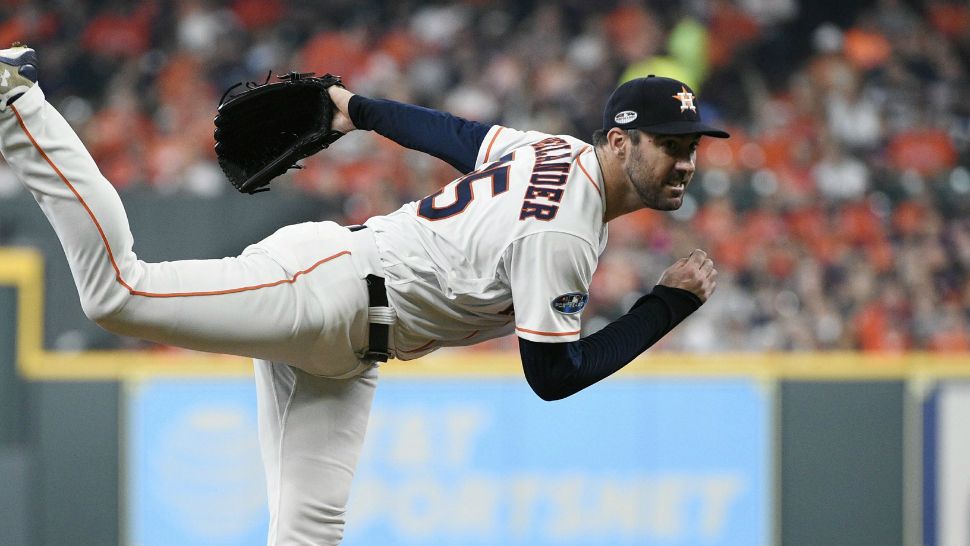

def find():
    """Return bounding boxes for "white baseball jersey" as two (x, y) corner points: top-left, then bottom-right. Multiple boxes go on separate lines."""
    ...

(366, 126), (609, 358)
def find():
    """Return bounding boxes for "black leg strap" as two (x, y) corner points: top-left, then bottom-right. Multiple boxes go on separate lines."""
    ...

(364, 274), (390, 362)
(346, 225), (391, 362)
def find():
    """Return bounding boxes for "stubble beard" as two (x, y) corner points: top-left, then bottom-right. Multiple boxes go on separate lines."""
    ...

(625, 148), (681, 211)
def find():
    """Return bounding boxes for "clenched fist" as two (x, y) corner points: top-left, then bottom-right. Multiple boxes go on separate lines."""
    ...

(658, 249), (717, 303)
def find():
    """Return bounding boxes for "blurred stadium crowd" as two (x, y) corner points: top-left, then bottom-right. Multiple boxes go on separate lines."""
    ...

(0, 0), (967, 352)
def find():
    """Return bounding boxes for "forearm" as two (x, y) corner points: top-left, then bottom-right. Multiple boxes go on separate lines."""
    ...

(348, 95), (492, 174)
(519, 285), (701, 401)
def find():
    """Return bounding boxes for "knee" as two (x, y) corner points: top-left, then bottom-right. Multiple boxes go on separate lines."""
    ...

(79, 288), (131, 331)
(81, 300), (111, 326)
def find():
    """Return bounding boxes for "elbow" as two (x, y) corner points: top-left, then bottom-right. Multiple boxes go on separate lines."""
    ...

(524, 372), (575, 402)
(533, 388), (570, 402)
(519, 339), (583, 401)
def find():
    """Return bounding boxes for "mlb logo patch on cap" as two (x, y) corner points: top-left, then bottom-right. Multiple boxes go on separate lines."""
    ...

(614, 110), (638, 124)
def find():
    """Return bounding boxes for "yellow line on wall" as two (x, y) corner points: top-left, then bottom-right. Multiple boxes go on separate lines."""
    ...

(0, 247), (45, 375)
(3, 247), (969, 381)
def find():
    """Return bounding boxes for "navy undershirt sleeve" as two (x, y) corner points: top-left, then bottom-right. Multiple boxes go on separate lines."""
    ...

(518, 285), (702, 401)
(348, 95), (493, 174)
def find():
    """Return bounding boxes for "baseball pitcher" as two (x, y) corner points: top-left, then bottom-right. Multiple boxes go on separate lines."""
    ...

(0, 43), (726, 544)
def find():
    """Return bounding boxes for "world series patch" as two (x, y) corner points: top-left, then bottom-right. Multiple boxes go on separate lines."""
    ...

(551, 292), (588, 314)
(614, 110), (638, 124)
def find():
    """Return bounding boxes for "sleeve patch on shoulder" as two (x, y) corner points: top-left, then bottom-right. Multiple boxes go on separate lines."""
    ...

(551, 292), (589, 314)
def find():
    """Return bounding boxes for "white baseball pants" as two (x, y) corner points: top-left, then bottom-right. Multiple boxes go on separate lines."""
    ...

(1, 84), (379, 544)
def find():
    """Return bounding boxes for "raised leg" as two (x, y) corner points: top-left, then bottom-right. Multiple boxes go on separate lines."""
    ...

(0, 50), (370, 378)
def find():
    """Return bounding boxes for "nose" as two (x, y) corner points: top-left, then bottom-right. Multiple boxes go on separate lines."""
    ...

(675, 155), (695, 175)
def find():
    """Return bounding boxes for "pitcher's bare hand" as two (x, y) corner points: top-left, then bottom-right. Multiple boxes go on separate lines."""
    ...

(328, 85), (357, 134)
(657, 249), (717, 303)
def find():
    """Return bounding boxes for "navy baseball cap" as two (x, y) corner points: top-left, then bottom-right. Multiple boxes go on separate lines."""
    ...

(603, 75), (730, 138)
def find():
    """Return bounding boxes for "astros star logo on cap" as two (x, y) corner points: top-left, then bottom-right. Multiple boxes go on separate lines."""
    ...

(672, 86), (696, 113)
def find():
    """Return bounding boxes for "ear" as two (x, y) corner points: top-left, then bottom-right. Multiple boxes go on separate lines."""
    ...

(606, 127), (628, 158)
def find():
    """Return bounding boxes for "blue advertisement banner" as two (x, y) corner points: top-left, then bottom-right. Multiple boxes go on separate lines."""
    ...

(127, 380), (268, 546)
(128, 376), (769, 546)
(346, 379), (769, 546)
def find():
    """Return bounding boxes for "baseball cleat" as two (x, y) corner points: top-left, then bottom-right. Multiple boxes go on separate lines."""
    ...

(0, 42), (38, 112)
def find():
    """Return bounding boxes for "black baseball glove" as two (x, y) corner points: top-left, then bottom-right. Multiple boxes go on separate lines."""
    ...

(214, 72), (345, 194)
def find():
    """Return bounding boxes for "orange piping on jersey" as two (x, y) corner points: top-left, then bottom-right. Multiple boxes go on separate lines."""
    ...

(575, 146), (601, 195)
(133, 252), (351, 297)
(12, 105), (351, 299)
(515, 327), (581, 337)
(482, 126), (505, 163)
